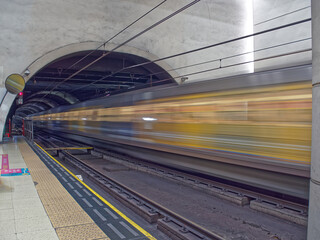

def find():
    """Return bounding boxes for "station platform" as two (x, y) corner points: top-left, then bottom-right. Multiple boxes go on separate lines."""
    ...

(0, 137), (153, 240)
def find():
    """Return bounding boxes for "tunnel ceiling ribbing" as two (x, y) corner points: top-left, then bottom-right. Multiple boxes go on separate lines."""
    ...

(11, 50), (173, 127)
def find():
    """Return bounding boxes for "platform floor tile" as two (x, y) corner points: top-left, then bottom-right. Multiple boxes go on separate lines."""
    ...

(13, 204), (48, 220)
(16, 229), (58, 240)
(0, 219), (16, 236)
(0, 198), (13, 210)
(13, 197), (44, 210)
(15, 216), (53, 233)
(0, 208), (15, 221)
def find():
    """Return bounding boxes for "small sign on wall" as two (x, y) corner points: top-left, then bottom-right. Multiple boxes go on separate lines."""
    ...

(16, 98), (23, 105)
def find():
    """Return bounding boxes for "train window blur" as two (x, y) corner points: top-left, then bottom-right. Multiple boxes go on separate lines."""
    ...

(32, 82), (311, 163)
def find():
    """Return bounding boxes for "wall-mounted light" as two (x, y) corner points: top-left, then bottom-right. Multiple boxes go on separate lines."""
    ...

(180, 76), (188, 83)
(24, 69), (30, 76)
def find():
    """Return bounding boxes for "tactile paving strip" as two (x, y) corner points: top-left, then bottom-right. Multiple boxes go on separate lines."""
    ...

(39, 194), (76, 205)
(55, 223), (107, 240)
(37, 188), (71, 198)
(18, 139), (110, 240)
(50, 211), (94, 228)
(43, 202), (84, 216)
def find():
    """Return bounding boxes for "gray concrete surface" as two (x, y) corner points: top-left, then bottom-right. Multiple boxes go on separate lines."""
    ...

(253, 0), (311, 71)
(308, 0), (320, 239)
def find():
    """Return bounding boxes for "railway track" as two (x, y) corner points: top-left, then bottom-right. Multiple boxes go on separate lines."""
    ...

(31, 134), (308, 239)
(34, 135), (224, 240)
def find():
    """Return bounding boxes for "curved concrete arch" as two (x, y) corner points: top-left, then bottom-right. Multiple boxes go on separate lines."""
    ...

(23, 41), (178, 85)
(26, 98), (59, 108)
(15, 112), (27, 118)
(27, 91), (79, 105)
(16, 105), (40, 114)
(13, 115), (24, 120)
(15, 108), (36, 115)
(16, 103), (47, 113)
(0, 41), (177, 141)
(31, 102), (51, 112)
(29, 102), (51, 111)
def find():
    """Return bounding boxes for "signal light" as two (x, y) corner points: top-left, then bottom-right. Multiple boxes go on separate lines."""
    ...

(19, 92), (23, 96)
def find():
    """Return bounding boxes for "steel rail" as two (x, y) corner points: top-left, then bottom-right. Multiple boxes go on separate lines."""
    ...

(41, 134), (309, 208)
(35, 135), (225, 240)
(92, 147), (308, 211)
(46, 134), (309, 213)
(63, 150), (225, 240)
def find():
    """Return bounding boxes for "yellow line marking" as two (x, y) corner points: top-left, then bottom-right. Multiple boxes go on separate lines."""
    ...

(35, 143), (156, 240)
(44, 147), (93, 151)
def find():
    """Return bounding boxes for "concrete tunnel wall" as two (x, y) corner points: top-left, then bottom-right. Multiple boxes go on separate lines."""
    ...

(253, 0), (311, 71)
(0, 0), (311, 141)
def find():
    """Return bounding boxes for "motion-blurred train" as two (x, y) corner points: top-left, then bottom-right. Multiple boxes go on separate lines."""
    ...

(31, 65), (312, 199)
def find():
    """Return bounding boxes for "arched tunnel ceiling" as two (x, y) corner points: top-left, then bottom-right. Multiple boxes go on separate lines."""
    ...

(25, 51), (173, 102)
(12, 50), (174, 125)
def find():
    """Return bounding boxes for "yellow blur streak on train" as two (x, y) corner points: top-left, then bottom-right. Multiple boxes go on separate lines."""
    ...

(32, 82), (311, 164)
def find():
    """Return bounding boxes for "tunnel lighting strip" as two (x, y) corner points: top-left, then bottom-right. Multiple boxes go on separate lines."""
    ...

(40, 0), (201, 100)
(70, 17), (311, 92)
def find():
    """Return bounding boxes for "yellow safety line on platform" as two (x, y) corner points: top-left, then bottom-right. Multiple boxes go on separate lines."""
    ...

(44, 147), (93, 151)
(35, 143), (156, 240)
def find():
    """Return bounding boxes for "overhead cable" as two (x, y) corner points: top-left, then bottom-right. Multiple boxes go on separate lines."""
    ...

(70, 18), (311, 92)
(136, 37), (312, 79)
(39, 0), (168, 95)
(63, 0), (168, 72)
(42, 0), (200, 99)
